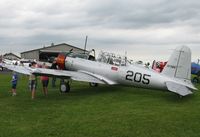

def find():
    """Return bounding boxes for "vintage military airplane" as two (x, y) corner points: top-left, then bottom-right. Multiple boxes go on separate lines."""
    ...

(2, 45), (197, 96)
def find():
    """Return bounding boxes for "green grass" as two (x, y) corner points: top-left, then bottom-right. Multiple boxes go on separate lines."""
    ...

(0, 73), (200, 137)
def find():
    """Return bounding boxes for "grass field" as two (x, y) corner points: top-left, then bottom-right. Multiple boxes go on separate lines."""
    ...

(0, 73), (200, 137)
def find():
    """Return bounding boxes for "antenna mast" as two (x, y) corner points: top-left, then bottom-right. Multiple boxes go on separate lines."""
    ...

(84, 36), (88, 54)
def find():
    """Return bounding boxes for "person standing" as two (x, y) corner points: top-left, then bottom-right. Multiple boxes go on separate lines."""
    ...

(29, 62), (37, 99)
(41, 63), (49, 96)
(50, 59), (57, 87)
(11, 71), (18, 96)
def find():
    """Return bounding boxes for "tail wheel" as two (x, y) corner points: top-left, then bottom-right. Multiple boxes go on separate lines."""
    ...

(89, 82), (98, 87)
(60, 81), (70, 93)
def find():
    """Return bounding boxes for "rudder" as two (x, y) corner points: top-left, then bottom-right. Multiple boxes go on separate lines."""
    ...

(162, 46), (191, 80)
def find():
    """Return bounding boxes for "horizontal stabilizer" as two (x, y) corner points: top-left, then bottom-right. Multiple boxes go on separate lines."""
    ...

(166, 81), (193, 96)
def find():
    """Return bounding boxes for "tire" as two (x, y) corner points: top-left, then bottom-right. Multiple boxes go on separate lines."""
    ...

(89, 82), (98, 87)
(192, 77), (199, 83)
(60, 82), (70, 93)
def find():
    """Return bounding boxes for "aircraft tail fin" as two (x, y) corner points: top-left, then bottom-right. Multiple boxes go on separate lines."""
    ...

(162, 46), (191, 81)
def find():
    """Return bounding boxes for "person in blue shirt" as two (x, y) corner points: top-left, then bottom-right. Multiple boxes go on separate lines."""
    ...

(11, 71), (18, 96)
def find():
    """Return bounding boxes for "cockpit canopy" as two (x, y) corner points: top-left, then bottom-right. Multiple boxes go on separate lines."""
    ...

(67, 49), (95, 61)
(63, 50), (131, 66)
(68, 53), (89, 59)
(97, 51), (131, 66)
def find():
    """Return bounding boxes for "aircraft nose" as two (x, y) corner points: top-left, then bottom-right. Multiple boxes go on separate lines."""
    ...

(56, 53), (67, 70)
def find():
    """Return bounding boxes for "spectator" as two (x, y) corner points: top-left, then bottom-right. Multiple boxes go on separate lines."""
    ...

(29, 62), (37, 99)
(50, 59), (57, 87)
(145, 62), (150, 68)
(41, 63), (49, 96)
(11, 71), (18, 96)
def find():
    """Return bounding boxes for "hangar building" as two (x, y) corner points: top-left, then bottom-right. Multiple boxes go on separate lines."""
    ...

(3, 53), (21, 60)
(21, 43), (87, 62)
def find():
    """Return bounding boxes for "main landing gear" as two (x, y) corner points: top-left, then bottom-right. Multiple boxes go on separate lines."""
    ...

(89, 82), (98, 87)
(59, 80), (98, 93)
(60, 79), (71, 93)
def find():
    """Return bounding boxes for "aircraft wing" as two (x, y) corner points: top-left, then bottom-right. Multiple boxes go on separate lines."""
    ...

(3, 64), (32, 75)
(3, 64), (116, 85)
(32, 68), (107, 84)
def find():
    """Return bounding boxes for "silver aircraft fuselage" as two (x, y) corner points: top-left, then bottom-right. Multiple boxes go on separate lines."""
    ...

(65, 57), (180, 91)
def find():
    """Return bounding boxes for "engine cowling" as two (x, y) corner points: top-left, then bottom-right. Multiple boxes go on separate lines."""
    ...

(56, 53), (67, 70)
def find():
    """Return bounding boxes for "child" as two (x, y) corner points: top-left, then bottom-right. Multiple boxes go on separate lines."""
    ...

(11, 71), (18, 96)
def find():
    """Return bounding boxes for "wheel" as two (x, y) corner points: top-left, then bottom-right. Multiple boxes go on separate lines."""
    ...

(192, 77), (199, 83)
(89, 82), (98, 87)
(60, 81), (70, 93)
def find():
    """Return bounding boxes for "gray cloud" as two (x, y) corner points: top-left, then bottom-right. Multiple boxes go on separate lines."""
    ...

(84, 0), (200, 29)
(0, 0), (200, 61)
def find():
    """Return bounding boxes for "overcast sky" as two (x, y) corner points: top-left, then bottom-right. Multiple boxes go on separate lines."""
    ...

(0, 0), (200, 62)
